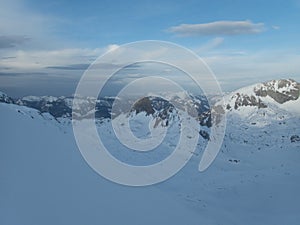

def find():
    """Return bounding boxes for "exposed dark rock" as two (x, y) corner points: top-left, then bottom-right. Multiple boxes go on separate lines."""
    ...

(233, 93), (267, 109)
(132, 97), (155, 115)
(229, 159), (240, 163)
(0, 92), (14, 104)
(290, 135), (300, 143)
(198, 111), (212, 127)
(199, 130), (210, 140)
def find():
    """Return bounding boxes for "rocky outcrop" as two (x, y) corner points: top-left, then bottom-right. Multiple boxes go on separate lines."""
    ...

(0, 91), (14, 104)
(254, 79), (300, 104)
(132, 97), (155, 115)
(229, 93), (267, 110)
(290, 135), (300, 143)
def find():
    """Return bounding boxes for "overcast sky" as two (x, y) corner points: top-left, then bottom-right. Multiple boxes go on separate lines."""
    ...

(1, 0), (300, 97)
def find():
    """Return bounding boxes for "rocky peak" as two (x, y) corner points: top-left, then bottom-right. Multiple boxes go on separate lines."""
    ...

(130, 95), (212, 127)
(225, 79), (300, 111)
(227, 93), (267, 110)
(132, 97), (156, 115)
(254, 79), (300, 104)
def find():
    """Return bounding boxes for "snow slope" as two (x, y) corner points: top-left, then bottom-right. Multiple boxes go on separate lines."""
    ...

(0, 103), (202, 225)
(1, 78), (300, 225)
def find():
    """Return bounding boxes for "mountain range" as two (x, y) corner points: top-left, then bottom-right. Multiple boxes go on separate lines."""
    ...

(1, 78), (300, 225)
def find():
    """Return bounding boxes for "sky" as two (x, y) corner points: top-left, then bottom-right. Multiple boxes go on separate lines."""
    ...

(1, 0), (300, 97)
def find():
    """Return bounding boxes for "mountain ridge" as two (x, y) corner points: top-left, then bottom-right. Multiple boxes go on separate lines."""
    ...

(223, 78), (300, 112)
(1, 78), (299, 122)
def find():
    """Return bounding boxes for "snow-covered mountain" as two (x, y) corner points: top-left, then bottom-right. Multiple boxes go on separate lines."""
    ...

(3, 91), (210, 123)
(217, 78), (300, 147)
(1, 78), (300, 225)
(0, 91), (13, 104)
(223, 78), (300, 114)
(1, 78), (299, 149)
(14, 95), (115, 119)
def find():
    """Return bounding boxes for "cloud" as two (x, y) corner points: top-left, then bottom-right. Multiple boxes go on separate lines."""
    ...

(0, 48), (104, 71)
(202, 50), (300, 91)
(0, 0), (50, 36)
(196, 37), (224, 53)
(272, 25), (280, 30)
(106, 44), (120, 52)
(0, 0), (72, 51)
(0, 35), (30, 49)
(168, 20), (265, 36)
(0, 72), (46, 77)
(46, 64), (90, 71)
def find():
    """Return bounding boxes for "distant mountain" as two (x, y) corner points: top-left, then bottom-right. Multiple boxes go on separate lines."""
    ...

(129, 94), (212, 127)
(2, 95), (115, 119)
(223, 79), (300, 114)
(0, 90), (212, 127)
(0, 78), (299, 144)
(0, 91), (13, 104)
(218, 78), (300, 146)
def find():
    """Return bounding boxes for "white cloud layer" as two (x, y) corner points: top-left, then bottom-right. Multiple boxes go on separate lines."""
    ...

(1, 44), (299, 91)
(168, 20), (265, 36)
(0, 46), (125, 73)
(196, 37), (224, 53)
(0, 0), (51, 37)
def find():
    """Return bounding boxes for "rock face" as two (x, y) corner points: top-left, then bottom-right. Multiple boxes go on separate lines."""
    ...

(228, 93), (267, 110)
(132, 97), (156, 115)
(254, 79), (300, 104)
(131, 95), (212, 127)
(290, 135), (300, 143)
(0, 91), (14, 104)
